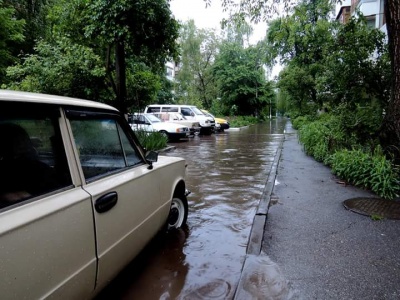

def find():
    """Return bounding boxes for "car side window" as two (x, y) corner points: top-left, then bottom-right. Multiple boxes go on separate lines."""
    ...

(181, 108), (191, 117)
(70, 116), (143, 181)
(147, 107), (160, 113)
(162, 107), (178, 112)
(0, 108), (72, 209)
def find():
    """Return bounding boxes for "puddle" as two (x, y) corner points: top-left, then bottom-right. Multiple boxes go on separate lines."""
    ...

(96, 120), (289, 299)
(235, 255), (299, 300)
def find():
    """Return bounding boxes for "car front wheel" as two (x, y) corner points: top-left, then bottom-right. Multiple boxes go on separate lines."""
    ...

(159, 130), (169, 139)
(167, 195), (188, 230)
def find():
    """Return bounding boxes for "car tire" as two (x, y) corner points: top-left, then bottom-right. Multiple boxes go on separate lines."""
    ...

(167, 195), (188, 230)
(159, 130), (169, 139)
(200, 127), (213, 135)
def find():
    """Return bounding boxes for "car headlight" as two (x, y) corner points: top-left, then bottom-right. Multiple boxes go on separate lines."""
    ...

(176, 128), (187, 133)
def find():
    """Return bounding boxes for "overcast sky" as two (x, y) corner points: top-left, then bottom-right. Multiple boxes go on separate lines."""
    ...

(169, 0), (282, 78)
(169, 0), (268, 45)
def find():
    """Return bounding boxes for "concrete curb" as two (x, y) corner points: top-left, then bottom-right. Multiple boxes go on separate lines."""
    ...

(247, 136), (284, 255)
(233, 135), (284, 299)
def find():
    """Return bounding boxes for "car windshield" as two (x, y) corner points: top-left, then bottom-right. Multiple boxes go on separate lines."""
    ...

(191, 107), (204, 115)
(145, 114), (162, 123)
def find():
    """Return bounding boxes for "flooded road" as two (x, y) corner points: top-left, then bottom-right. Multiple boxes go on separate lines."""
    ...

(97, 118), (287, 299)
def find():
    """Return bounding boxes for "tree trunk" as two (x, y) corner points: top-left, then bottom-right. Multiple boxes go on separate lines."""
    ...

(381, 0), (400, 160)
(115, 40), (127, 113)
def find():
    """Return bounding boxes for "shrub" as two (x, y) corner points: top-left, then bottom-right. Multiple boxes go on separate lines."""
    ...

(329, 148), (399, 199)
(134, 129), (168, 151)
(299, 120), (330, 162)
(228, 116), (259, 127)
(292, 116), (312, 130)
(298, 114), (357, 163)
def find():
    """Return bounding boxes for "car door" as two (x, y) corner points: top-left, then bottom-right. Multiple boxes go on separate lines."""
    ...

(0, 103), (96, 299)
(180, 107), (195, 120)
(66, 110), (165, 291)
(140, 114), (154, 131)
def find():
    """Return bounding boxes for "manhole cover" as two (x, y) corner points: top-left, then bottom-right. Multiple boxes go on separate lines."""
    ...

(343, 197), (400, 219)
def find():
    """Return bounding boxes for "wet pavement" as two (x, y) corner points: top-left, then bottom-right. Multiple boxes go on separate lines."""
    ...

(259, 122), (400, 299)
(97, 118), (287, 299)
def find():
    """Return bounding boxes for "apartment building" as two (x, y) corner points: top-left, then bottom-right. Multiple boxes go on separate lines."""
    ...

(336, 0), (386, 33)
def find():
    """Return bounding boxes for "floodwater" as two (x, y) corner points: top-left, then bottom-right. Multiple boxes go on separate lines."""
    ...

(97, 118), (288, 300)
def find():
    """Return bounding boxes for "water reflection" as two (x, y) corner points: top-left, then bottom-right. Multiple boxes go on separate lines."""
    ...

(98, 118), (288, 299)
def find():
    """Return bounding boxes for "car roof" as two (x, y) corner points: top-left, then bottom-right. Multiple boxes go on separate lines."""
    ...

(147, 104), (196, 108)
(0, 89), (118, 112)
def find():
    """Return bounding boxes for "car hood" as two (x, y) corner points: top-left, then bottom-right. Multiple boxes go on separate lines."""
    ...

(214, 117), (228, 124)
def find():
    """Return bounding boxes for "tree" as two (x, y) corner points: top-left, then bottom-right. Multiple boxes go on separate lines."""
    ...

(175, 20), (220, 108)
(84, 0), (180, 113)
(265, 0), (390, 149)
(267, 0), (334, 110)
(4, 0), (179, 113)
(212, 42), (274, 115)
(381, 0), (400, 159)
(214, 0), (400, 158)
(6, 37), (107, 100)
(2, 0), (48, 54)
(0, 1), (25, 84)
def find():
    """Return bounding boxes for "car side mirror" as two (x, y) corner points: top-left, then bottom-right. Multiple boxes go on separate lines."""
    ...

(146, 150), (158, 161)
(145, 151), (158, 170)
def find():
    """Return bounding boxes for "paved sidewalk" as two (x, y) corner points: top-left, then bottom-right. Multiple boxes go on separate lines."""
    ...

(258, 122), (400, 299)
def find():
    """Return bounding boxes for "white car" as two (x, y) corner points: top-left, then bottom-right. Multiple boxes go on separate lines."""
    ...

(144, 104), (215, 135)
(0, 90), (189, 299)
(129, 113), (190, 141)
(152, 112), (201, 135)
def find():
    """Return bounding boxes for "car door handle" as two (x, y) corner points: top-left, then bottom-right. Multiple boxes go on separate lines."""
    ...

(95, 192), (118, 213)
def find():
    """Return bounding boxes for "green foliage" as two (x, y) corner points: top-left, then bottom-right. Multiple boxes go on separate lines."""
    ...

(268, 0), (389, 131)
(3, 0), (48, 55)
(371, 214), (384, 221)
(329, 103), (383, 149)
(227, 115), (259, 127)
(318, 17), (390, 108)
(127, 62), (162, 111)
(329, 148), (399, 200)
(85, 0), (180, 73)
(298, 120), (331, 162)
(212, 42), (274, 116)
(0, 2), (25, 84)
(292, 116), (312, 130)
(156, 76), (174, 104)
(175, 20), (219, 108)
(6, 37), (107, 100)
(134, 129), (168, 151)
(297, 112), (398, 199)
(4, 0), (179, 113)
(298, 114), (356, 162)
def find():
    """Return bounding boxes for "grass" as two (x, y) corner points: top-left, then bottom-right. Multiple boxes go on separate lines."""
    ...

(134, 129), (168, 151)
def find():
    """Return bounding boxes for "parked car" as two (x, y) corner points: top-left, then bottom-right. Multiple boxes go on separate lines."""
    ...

(201, 110), (230, 132)
(145, 104), (215, 135)
(0, 90), (189, 299)
(152, 112), (201, 135)
(128, 113), (190, 141)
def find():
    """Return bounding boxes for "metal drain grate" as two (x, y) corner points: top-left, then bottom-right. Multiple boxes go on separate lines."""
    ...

(343, 197), (400, 220)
